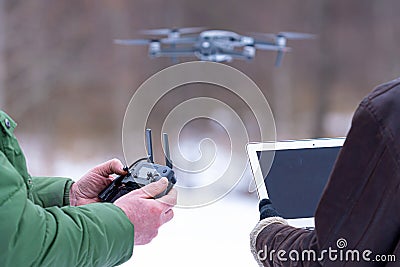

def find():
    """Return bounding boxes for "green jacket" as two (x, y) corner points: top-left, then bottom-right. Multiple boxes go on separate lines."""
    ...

(0, 110), (134, 267)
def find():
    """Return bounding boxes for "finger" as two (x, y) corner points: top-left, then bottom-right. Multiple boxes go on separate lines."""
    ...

(161, 209), (174, 224)
(88, 177), (114, 200)
(94, 158), (126, 176)
(102, 177), (114, 187)
(99, 176), (113, 184)
(137, 177), (169, 198)
(157, 188), (177, 207)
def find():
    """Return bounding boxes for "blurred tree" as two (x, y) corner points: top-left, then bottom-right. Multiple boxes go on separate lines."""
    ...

(312, 1), (336, 138)
(0, 0), (5, 107)
(2, 0), (400, 174)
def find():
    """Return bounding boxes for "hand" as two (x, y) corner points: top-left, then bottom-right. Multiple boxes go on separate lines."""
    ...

(114, 177), (177, 245)
(259, 198), (281, 220)
(70, 158), (127, 206)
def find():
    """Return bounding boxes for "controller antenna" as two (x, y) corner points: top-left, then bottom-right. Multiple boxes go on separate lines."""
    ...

(145, 129), (154, 163)
(163, 133), (173, 168)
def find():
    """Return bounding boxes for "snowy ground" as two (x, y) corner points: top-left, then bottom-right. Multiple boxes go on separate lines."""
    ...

(122, 192), (260, 267)
(120, 193), (313, 267)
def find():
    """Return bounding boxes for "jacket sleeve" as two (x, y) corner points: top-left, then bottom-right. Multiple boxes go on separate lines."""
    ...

(31, 176), (74, 207)
(250, 217), (320, 267)
(0, 151), (134, 267)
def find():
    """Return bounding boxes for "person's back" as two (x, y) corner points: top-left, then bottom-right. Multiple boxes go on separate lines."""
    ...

(316, 77), (400, 266)
(251, 77), (400, 266)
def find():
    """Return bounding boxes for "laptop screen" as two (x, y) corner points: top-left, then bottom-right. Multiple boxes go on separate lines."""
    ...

(257, 146), (341, 219)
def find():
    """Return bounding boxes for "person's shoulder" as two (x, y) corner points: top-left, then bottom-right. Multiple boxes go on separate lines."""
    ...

(358, 77), (400, 153)
(358, 77), (400, 115)
(367, 77), (400, 101)
(0, 110), (17, 136)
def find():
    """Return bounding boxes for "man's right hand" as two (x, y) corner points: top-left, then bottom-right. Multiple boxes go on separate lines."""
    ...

(114, 177), (177, 245)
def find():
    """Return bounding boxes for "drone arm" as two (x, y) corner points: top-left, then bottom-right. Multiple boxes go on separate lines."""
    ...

(274, 51), (285, 67)
(153, 48), (197, 57)
(114, 39), (151, 45)
(253, 40), (291, 52)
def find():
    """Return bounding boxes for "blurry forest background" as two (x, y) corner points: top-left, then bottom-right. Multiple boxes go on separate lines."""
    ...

(2, 0), (400, 176)
(1, 1), (400, 266)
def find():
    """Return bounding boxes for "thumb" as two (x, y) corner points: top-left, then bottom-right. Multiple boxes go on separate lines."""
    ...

(93, 158), (126, 176)
(259, 198), (281, 220)
(136, 177), (169, 198)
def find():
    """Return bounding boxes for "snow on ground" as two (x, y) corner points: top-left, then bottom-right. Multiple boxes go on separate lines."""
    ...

(121, 192), (260, 267)
(119, 190), (314, 267)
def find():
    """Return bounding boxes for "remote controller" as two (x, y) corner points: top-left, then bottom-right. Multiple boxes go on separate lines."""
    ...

(98, 129), (177, 202)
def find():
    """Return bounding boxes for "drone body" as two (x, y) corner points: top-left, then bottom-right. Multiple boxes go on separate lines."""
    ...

(115, 27), (315, 66)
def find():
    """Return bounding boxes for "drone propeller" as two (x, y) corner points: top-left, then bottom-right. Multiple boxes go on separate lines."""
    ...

(251, 32), (316, 40)
(114, 39), (153, 45)
(140, 27), (206, 36)
(114, 36), (198, 47)
(277, 32), (316, 39)
(160, 36), (199, 44)
(253, 42), (291, 67)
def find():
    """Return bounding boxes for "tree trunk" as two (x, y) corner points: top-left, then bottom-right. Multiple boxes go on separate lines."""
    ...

(0, 0), (6, 107)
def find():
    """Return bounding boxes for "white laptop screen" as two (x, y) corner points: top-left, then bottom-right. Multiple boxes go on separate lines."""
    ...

(257, 146), (341, 219)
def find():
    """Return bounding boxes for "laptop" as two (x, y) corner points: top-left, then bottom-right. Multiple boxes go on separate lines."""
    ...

(247, 138), (345, 227)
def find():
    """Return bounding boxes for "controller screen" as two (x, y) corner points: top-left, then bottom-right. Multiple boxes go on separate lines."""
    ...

(138, 166), (158, 178)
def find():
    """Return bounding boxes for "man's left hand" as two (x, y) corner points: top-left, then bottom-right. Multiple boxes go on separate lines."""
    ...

(69, 158), (127, 206)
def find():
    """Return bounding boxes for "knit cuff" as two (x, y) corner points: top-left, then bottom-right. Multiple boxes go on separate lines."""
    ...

(250, 216), (288, 266)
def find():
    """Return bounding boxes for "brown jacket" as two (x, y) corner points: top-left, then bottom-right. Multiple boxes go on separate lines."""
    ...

(251, 77), (400, 266)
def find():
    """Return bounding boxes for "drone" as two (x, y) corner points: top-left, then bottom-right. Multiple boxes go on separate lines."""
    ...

(114, 27), (315, 66)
